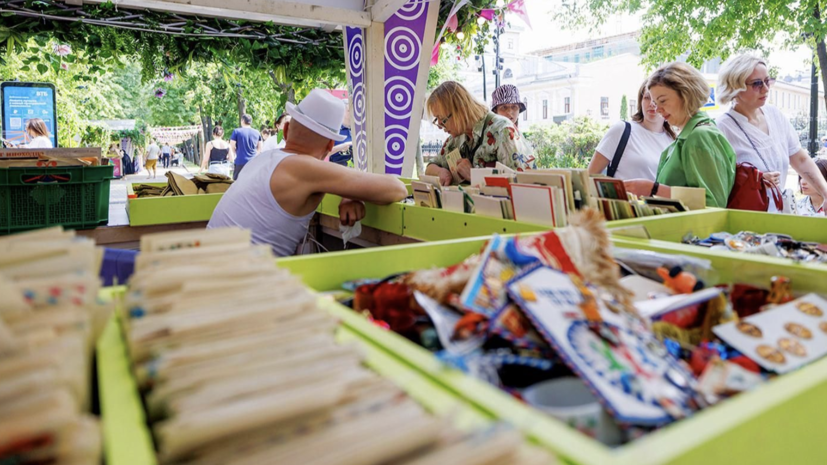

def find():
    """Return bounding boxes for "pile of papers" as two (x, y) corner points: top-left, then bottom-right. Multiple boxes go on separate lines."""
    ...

(134, 173), (233, 198)
(125, 228), (555, 465)
(413, 165), (687, 224)
(0, 227), (109, 465)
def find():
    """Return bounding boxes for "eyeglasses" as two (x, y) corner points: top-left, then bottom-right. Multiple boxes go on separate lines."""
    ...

(748, 77), (776, 91)
(432, 113), (452, 128)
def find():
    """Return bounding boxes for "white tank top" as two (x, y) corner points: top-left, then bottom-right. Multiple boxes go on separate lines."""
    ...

(207, 150), (315, 257)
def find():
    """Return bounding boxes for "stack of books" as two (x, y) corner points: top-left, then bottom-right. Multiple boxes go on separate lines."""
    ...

(413, 165), (687, 224)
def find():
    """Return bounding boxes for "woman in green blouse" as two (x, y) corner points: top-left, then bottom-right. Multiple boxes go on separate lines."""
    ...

(624, 62), (736, 208)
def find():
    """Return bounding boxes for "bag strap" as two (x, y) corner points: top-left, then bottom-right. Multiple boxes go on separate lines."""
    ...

(725, 113), (772, 172)
(607, 122), (631, 178)
(468, 113), (494, 158)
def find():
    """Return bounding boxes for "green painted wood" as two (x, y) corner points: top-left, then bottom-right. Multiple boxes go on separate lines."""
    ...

(126, 183), (223, 226)
(280, 237), (827, 465)
(318, 195), (405, 235)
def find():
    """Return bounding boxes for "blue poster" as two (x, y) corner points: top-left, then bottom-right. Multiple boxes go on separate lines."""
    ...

(1, 83), (57, 147)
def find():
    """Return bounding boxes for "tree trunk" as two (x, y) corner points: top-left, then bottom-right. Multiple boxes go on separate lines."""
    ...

(268, 70), (297, 105)
(237, 87), (246, 126)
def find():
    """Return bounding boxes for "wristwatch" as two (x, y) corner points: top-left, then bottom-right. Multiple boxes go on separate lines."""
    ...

(650, 182), (660, 197)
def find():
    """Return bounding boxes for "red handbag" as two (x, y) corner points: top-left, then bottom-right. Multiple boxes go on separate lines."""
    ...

(726, 162), (783, 212)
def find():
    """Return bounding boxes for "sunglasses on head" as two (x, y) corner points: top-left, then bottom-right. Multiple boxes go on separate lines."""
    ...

(748, 77), (776, 90)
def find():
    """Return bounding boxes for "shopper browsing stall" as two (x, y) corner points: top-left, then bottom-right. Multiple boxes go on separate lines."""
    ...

(208, 89), (407, 256)
(716, 53), (827, 214)
(589, 81), (676, 180)
(200, 126), (234, 176)
(624, 63), (736, 208)
(425, 81), (536, 186)
(797, 158), (827, 216)
(230, 114), (263, 180)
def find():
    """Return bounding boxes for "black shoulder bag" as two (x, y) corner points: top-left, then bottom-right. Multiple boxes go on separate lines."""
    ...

(606, 121), (631, 178)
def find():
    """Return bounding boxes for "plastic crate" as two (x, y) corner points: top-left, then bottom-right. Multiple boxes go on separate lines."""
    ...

(0, 165), (114, 234)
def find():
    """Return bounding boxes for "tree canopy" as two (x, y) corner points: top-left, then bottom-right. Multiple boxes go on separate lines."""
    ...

(557, 0), (827, 107)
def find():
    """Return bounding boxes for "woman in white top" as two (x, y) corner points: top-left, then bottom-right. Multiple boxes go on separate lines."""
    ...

(588, 81), (676, 180)
(17, 118), (54, 148)
(261, 114), (291, 152)
(717, 53), (827, 214)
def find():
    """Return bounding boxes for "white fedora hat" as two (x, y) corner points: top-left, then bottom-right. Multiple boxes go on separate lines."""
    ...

(286, 89), (347, 142)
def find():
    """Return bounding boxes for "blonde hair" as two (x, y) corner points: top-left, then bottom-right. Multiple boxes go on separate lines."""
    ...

(25, 118), (49, 138)
(647, 62), (710, 116)
(427, 81), (488, 133)
(718, 53), (767, 105)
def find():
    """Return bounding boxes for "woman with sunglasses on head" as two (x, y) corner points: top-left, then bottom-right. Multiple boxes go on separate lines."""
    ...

(425, 81), (536, 186)
(717, 53), (827, 214)
(589, 80), (676, 180)
(623, 62), (736, 208)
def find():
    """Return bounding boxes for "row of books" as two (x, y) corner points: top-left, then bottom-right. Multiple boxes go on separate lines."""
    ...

(412, 164), (689, 226)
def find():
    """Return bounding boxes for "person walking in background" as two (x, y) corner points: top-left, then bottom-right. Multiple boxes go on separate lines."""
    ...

(161, 143), (172, 169)
(716, 53), (827, 214)
(230, 114), (262, 180)
(327, 100), (353, 167)
(589, 81), (676, 180)
(796, 158), (827, 216)
(201, 126), (234, 177)
(623, 62), (736, 208)
(263, 114), (291, 152)
(145, 139), (160, 179)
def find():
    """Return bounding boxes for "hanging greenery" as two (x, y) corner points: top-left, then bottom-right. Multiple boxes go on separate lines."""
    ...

(0, 0), (346, 89)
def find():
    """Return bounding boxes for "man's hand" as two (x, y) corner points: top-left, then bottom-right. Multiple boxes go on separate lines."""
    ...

(763, 171), (781, 186)
(339, 199), (366, 226)
(456, 158), (472, 181)
(436, 167), (453, 186)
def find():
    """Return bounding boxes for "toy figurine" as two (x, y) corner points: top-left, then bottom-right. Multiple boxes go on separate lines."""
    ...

(766, 276), (793, 305)
(657, 266), (704, 294)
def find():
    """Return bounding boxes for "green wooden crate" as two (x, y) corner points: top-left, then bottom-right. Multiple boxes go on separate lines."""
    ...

(609, 209), (827, 273)
(126, 183), (223, 226)
(277, 236), (827, 465)
(318, 194), (405, 235)
(97, 292), (494, 465)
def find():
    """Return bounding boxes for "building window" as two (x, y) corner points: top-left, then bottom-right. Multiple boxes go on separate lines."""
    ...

(629, 99), (637, 116)
(593, 46), (604, 59)
(523, 98), (528, 121)
(564, 97), (571, 114)
(600, 97), (609, 117)
(543, 99), (548, 119)
(507, 39), (514, 50)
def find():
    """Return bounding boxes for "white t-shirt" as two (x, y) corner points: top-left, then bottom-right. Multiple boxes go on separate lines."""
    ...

(261, 135), (285, 152)
(146, 143), (160, 160)
(23, 136), (53, 149)
(717, 105), (801, 213)
(595, 121), (673, 181)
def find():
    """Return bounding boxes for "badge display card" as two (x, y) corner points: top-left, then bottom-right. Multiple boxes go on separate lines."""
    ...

(442, 188), (465, 213)
(507, 265), (693, 426)
(471, 195), (508, 220)
(713, 294), (827, 374)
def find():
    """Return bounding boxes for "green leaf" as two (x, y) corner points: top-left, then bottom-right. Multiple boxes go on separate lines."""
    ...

(36, 63), (47, 74)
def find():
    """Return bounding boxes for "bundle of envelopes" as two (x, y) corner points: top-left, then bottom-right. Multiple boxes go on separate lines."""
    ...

(135, 173), (233, 198)
(0, 227), (109, 465)
(413, 164), (687, 225)
(123, 228), (556, 465)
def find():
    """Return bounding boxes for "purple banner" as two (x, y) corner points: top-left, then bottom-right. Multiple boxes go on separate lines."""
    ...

(383, 0), (429, 175)
(345, 26), (368, 172)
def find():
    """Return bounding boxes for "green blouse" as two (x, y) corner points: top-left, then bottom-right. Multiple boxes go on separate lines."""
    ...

(656, 112), (736, 208)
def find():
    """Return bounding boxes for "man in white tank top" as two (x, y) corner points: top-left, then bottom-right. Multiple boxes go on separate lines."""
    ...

(208, 89), (408, 256)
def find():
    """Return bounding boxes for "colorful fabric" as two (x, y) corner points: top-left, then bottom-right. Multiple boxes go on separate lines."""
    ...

(431, 112), (536, 172)
(796, 196), (823, 216)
